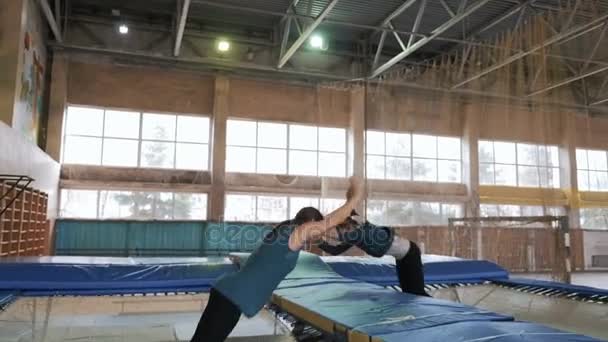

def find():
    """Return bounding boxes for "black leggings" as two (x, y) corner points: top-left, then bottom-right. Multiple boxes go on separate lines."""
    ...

(191, 288), (241, 342)
(395, 242), (430, 297)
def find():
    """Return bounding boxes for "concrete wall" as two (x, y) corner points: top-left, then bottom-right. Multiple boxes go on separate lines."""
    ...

(0, 0), (24, 126)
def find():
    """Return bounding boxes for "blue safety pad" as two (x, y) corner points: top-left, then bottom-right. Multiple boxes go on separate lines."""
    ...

(323, 255), (509, 286)
(275, 253), (513, 336)
(377, 321), (601, 342)
(498, 278), (608, 297)
(0, 256), (236, 295)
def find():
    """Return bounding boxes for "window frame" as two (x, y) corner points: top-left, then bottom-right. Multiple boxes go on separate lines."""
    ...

(479, 140), (560, 188)
(576, 148), (608, 192)
(226, 118), (349, 177)
(62, 105), (211, 171)
(365, 198), (464, 226)
(365, 130), (463, 183)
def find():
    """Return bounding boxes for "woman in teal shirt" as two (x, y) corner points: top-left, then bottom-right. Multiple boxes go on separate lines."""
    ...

(191, 177), (364, 342)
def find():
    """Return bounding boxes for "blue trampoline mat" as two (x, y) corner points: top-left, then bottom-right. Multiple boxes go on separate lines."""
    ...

(324, 255), (509, 286)
(0, 256), (236, 295)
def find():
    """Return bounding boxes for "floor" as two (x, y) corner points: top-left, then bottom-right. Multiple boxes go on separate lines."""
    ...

(0, 295), (292, 342)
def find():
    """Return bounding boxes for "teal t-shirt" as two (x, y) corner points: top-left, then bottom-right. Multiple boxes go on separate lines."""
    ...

(213, 221), (300, 317)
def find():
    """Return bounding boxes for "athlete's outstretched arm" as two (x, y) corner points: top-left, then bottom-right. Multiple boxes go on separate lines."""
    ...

(288, 176), (364, 251)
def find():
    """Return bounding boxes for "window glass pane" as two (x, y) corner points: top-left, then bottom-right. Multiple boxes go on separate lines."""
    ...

(494, 142), (516, 164)
(517, 144), (538, 166)
(174, 193), (207, 220)
(366, 200), (387, 225)
(142, 113), (176, 141)
(576, 149), (588, 170)
(320, 198), (343, 215)
(257, 148), (287, 174)
(177, 116), (209, 143)
(366, 155), (385, 179)
(104, 110), (140, 139)
(413, 159), (437, 182)
(480, 204), (498, 217)
(148, 192), (174, 219)
(479, 163), (495, 185)
(386, 157), (411, 180)
(589, 171), (608, 191)
(98, 191), (133, 218)
(319, 128), (345, 152)
(437, 137), (460, 160)
(289, 197), (320, 218)
(227, 120), (256, 146)
(580, 208), (608, 230)
(385, 133), (410, 156)
(289, 125), (317, 150)
(140, 141), (175, 168)
(478, 141), (494, 163)
(319, 152), (345, 177)
(495, 164), (516, 186)
(65, 106), (104, 136)
(226, 146), (256, 173)
(176, 143), (208, 170)
(63, 136), (102, 165)
(540, 146), (559, 167)
(588, 150), (608, 170)
(578, 170), (590, 191)
(258, 122), (287, 148)
(546, 206), (565, 216)
(498, 205), (520, 216)
(442, 204), (462, 222)
(102, 138), (139, 167)
(416, 202), (441, 225)
(438, 160), (461, 183)
(366, 131), (385, 155)
(412, 135), (437, 158)
(60, 189), (98, 218)
(386, 201), (414, 226)
(289, 150), (317, 176)
(521, 205), (543, 216)
(539, 167), (560, 189)
(257, 196), (288, 222)
(518, 165), (540, 187)
(225, 194), (256, 221)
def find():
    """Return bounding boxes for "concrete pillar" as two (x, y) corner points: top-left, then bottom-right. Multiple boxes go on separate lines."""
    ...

(45, 52), (69, 161)
(349, 86), (366, 214)
(462, 102), (480, 217)
(560, 111), (580, 228)
(209, 76), (229, 221)
(0, 0), (24, 126)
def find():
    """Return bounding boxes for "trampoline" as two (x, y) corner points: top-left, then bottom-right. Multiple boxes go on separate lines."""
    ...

(0, 254), (605, 341)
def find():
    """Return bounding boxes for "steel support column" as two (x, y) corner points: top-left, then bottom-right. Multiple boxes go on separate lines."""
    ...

(174, 0), (191, 56)
(38, 0), (63, 43)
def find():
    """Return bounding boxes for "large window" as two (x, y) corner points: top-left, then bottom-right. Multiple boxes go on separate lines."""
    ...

(479, 204), (564, 217)
(60, 189), (207, 220)
(366, 199), (462, 226)
(580, 208), (608, 230)
(479, 141), (559, 188)
(226, 119), (347, 177)
(366, 131), (462, 183)
(224, 193), (343, 222)
(62, 106), (210, 170)
(576, 149), (608, 191)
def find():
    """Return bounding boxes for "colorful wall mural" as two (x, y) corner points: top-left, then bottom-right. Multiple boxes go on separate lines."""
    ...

(13, 0), (47, 146)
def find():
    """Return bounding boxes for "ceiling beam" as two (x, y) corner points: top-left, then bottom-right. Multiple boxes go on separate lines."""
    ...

(277, 0), (338, 69)
(377, 0), (418, 29)
(475, 0), (534, 36)
(407, 0), (427, 49)
(452, 13), (608, 89)
(174, 0), (191, 56)
(38, 0), (63, 42)
(591, 97), (608, 107)
(370, 0), (492, 78)
(528, 65), (608, 97)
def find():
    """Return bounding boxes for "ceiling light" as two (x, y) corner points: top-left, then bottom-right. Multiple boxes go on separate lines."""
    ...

(118, 24), (129, 35)
(217, 40), (230, 52)
(309, 34), (325, 49)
